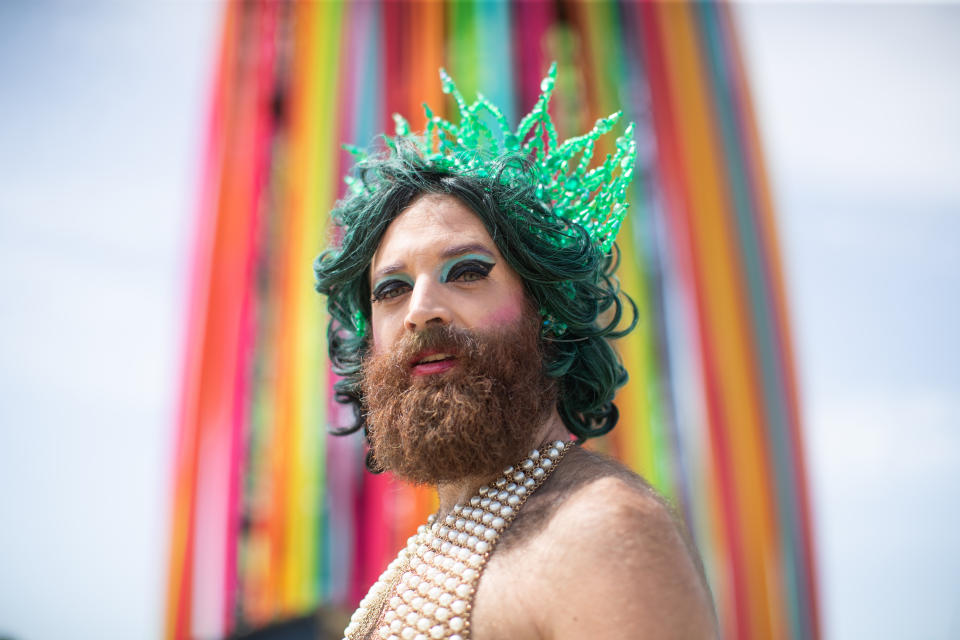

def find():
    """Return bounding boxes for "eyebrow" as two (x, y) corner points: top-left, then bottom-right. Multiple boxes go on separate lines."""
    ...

(371, 243), (496, 280)
(439, 243), (495, 260)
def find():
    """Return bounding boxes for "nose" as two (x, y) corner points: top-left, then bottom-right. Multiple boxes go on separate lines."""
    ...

(404, 276), (452, 332)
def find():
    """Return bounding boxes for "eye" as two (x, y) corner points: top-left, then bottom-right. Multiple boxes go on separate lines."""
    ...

(371, 279), (412, 303)
(445, 259), (495, 283)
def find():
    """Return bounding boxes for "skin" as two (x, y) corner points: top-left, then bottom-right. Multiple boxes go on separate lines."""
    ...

(369, 193), (718, 639)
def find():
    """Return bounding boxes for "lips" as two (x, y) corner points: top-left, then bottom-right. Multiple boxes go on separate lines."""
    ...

(410, 350), (458, 376)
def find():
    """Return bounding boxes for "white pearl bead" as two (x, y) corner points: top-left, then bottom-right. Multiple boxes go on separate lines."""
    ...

(445, 514), (455, 525)
(386, 611), (398, 622)
(457, 532), (468, 545)
(428, 586), (441, 600)
(451, 599), (467, 614)
(453, 504), (464, 514)
(441, 542), (452, 553)
(447, 530), (457, 542)
(524, 478), (536, 489)
(476, 540), (490, 553)
(444, 577), (458, 590)
(455, 583), (471, 598)
(415, 634), (428, 640)
(516, 486), (528, 496)
(453, 561), (466, 575)
(513, 471), (525, 483)
(481, 512), (493, 524)
(397, 603), (410, 616)
(400, 630), (415, 640)
(553, 440), (565, 449)
(464, 522), (476, 533)
(503, 465), (514, 475)
(390, 619), (403, 632)
(495, 477), (507, 487)
(449, 616), (465, 632)
(405, 612), (418, 626)
(548, 447), (561, 459)
(439, 592), (454, 606)
(442, 557), (454, 570)
(430, 625), (445, 639)
(423, 550), (435, 562)
(500, 506), (514, 518)
(480, 497), (491, 508)
(507, 494), (521, 506)
(390, 596), (403, 609)
(496, 490), (509, 501)
(469, 496), (481, 506)
(530, 448), (540, 459)
(411, 596), (424, 610)
(435, 607), (450, 621)
(483, 527), (497, 540)
(403, 589), (416, 602)
(463, 568), (477, 581)
(450, 635), (463, 640)
(416, 617), (430, 632)
(468, 553), (482, 567)
(489, 501), (501, 514)
(467, 534), (479, 547)
(422, 601), (437, 616)
(532, 467), (545, 479)
(417, 582), (430, 595)
(439, 525), (450, 537)
(478, 486), (489, 495)
(522, 459), (535, 470)
(455, 517), (466, 529)
(491, 517), (505, 530)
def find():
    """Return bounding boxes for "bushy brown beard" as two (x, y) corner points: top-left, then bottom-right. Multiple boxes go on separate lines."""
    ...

(361, 311), (556, 485)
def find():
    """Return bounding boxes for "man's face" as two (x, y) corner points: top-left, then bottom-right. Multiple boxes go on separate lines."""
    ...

(361, 193), (555, 484)
(368, 193), (529, 360)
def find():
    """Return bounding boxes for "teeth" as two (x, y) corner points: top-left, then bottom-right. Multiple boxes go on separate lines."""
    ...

(418, 353), (451, 364)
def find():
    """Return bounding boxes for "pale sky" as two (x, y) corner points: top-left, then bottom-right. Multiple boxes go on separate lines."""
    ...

(0, 3), (957, 639)
(737, 4), (960, 638)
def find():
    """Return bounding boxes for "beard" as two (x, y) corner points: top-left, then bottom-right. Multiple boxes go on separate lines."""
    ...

(361, 310), (556, 485)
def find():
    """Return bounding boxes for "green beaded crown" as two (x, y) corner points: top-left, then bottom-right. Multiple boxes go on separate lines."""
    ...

(343, 62), (636, 254)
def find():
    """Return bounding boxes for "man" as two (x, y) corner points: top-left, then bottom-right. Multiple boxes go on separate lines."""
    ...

(315, 66), (717, 640)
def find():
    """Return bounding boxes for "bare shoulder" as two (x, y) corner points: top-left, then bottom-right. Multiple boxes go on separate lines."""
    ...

(504, 446), (718, 639)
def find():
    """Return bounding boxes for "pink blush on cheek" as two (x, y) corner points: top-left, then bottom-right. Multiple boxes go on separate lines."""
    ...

(482, 302), (523, 326)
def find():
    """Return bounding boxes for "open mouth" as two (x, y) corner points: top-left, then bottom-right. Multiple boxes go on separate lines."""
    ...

(410, 350), (458, 376)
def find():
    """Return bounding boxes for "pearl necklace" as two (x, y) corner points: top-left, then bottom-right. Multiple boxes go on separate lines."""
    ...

(342, 440), (574, 640)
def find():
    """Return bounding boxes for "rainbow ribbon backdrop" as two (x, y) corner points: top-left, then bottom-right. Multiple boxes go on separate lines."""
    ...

(166, 3), (819, 639)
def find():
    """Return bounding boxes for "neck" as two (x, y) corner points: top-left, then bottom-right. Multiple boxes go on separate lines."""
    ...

(435, 408), (568, 515)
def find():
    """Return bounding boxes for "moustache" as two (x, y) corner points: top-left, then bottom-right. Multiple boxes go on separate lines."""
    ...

(372, 324), (486, 381)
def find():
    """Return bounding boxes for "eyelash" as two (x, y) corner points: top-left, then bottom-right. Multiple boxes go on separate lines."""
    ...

(370, 260), (496, 303)
(370, 279), (411, 303)
(444, 259), (495, 283)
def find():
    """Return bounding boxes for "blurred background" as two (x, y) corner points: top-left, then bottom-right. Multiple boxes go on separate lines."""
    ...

(0, 2), (957, 639)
